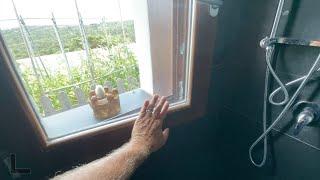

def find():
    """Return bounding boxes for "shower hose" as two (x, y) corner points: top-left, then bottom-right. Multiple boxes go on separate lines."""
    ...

(249, 0), (320, 167)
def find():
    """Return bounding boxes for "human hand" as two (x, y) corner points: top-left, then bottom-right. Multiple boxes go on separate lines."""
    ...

(130, 95), (170, 154)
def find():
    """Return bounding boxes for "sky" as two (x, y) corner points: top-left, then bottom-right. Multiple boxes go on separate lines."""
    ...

(0, 0), (135, 29)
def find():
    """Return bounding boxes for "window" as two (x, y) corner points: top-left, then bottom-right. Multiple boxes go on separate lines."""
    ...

(0, 0), (210, 147)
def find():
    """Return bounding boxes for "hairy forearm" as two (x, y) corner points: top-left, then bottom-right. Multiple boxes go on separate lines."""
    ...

(52, 95), (169, 180)
(52, 142), (150, 180)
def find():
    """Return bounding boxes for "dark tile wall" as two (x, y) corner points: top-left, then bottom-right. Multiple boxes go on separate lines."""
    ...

(3, 0), (320, 179)
(208, 0), (320, 179)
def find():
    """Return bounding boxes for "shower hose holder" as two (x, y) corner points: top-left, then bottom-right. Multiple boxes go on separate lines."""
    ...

(260, 37), (320, 49)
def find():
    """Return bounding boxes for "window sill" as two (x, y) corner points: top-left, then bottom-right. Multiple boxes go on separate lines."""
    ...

(41, 89), (151, 140)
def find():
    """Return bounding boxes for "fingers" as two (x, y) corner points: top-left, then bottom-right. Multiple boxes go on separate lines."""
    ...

(159, 101), (169, 119)
(138, 100), (149, 119)
(150, 118), (161, 131)
(162, 128), (170, 145)
(152, 96), (167, 119)
(146, 95), (159, 117)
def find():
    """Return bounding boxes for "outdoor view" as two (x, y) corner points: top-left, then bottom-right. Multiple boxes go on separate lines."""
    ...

(0, 0), (140, 116)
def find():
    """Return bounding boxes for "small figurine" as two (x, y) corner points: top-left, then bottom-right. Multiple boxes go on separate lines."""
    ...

(89, 85), (121, 120)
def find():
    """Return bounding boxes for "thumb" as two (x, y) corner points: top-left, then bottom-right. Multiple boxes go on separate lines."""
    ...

(162, 128), (170, 144)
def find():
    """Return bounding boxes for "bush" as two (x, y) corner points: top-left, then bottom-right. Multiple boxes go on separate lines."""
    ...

(3, 20), (140, 116)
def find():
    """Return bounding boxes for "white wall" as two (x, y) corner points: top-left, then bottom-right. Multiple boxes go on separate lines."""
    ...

(133, 0), (173, 96)
(133, 0), (154, 94)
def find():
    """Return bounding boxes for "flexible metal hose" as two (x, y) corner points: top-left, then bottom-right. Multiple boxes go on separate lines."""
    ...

(249, 0), (320, 167)
(248, 0), (285, 167)
(249, 48), (320, 167)
(269, 67), (320, 104)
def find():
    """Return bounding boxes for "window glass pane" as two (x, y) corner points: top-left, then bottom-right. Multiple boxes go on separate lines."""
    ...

(0, 0), (193, 140)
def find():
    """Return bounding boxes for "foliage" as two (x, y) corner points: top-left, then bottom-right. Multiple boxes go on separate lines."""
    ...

(2, 20), (139, 116)
(1, 20), (135, 59)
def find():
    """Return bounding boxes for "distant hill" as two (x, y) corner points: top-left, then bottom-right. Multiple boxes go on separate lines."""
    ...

(1, 20), (135, 60)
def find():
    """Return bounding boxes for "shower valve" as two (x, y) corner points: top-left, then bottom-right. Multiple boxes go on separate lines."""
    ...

(292, 101), (320, 136)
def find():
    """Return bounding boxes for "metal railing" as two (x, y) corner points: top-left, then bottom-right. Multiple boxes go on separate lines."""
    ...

(0, 0), (138, 117)
(2, 0), (128, 92)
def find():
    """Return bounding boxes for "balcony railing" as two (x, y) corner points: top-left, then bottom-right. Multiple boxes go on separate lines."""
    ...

(0, 0), (140, 117)
(40, 74), (139, 117)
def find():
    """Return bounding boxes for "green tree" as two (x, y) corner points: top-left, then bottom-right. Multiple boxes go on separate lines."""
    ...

(2, 20), (140, 116)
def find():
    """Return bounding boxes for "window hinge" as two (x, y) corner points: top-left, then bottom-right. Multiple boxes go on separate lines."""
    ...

(198, 0), (223, 17)
(209, 4), (220, 17)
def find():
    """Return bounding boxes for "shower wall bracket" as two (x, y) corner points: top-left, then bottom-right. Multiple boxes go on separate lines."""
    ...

(198, 0), (223, 17)
(260, 37), (320, 48)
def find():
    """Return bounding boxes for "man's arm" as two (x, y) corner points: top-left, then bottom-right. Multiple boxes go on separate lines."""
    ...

(53, 95), (170, 180)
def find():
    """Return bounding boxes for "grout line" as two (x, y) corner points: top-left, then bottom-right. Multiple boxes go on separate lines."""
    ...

(222, 105), (258, 124)
(272, 128), (320, 151)
(221, 105), (320, 151)
(276, 69), (309, 78)
(276, 69), (320, 82)
(210, 62), (225, 70)
(210, 58), (253, 72)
